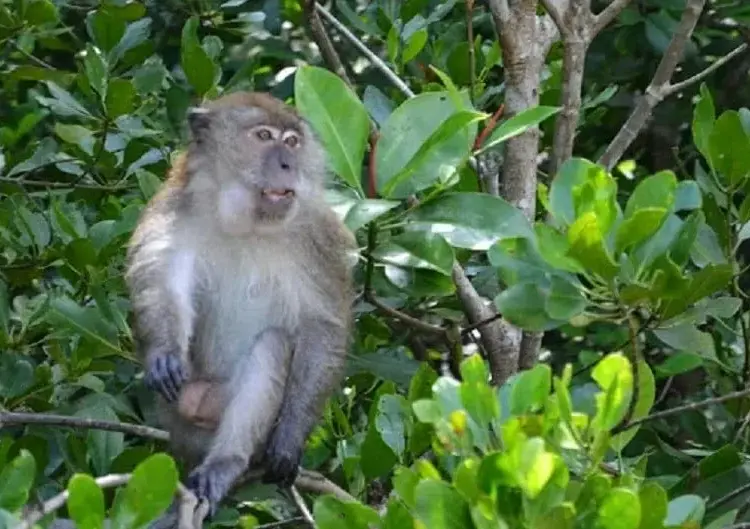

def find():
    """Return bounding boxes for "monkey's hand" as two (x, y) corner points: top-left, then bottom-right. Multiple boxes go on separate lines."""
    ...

(145, 350), (189, 403)
(262, 428), (302, 488)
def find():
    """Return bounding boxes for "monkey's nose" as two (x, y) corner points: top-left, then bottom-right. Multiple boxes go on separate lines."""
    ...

(280, 161), (290, 170)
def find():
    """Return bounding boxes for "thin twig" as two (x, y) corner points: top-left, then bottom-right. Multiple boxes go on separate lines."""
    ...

(667, 42), (749, 94)
(615, 387), (750, 432)
(466, 0), (476, 105)
(598, 0), (707, 170)
(302, 0), (353, 86)
(290, 486), (316, 527)
(0, 411), (170, 441)
(0, 176), (129, 191)
(17, 474), (131, 529)
(314, 2), (415, 98)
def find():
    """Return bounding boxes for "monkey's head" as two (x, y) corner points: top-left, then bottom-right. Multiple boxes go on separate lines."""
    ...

(186, 92), (327, 231)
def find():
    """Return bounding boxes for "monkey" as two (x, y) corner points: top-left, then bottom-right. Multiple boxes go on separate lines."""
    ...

(124, 91), (356, 518)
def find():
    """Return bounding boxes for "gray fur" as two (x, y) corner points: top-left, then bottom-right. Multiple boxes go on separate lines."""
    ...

(125, 92), (356, 520)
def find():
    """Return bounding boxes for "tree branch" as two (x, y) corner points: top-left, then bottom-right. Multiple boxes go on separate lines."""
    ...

(290, 486), (316, 528)
(598, 0), (707, 171)
(0, 411), (170, 441)
(0, 177), (129, 191)
(313, 2), (415, 98)
(666, 42), (749, 95)
(593, 0), (634, 35)
(1, 412), (356, 503)
(614, 387), (750, 432)
(302, 0), (352, 86)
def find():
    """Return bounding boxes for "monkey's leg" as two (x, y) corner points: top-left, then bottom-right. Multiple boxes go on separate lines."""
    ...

(264, 318), (347, 486)
(186, 327), (293, 514)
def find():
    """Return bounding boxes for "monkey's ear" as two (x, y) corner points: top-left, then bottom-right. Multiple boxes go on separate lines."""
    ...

(187, 107), (212, 138)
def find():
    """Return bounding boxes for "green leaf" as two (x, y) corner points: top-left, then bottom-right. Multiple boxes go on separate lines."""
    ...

(514, 437), (557, 499)
(654, 352), (703, 377)
(708, 110), (750, 186)
(343, 199), (400, 231)
(610, 361), (655, 451)
(373, 231), (455, 275)
(0, 450), (36, 511)
(110, 18), (152, 64)
(136, 171), (163, 201)
(665, 495), (705, 526)
(475, 105), (561, 155)
(110, 453), (178, 529)
(692, 84), (715, 161)
(180, 16), (218, 96)
(295, 66), (370, 195)
(55, 123), (96, 156)
(545, 275), (587, 320)
(48, 296), (120, 354)
(402, 28), (427, 63)
(488, 237), (557, 286)
(376, 91), (477, 199)
(0, 354), (35, 398)
(313, 496), (381, 529)
(615, 208), (668, 253)
(549, 157), (618, 228)
(375, 395), (408, 458)
(83, 44), (108, 100)
(414, 480), (473, 529)
(674, 180), (702, 211)
(659, 264), (733, 320)
(407, 192), (534, 250)
(494, 282), (568, 331)
(597, 488), (641, 529)
(68, 474), (106, 529)
(37, 82), (93, 119)
(567, 212), (619, 280)
(535, 224), (585, 273)
(624, 170), (676, 219)
(637, 482), (668, 529)
(23, 0), (58, 25)
(653, 324), (716, 362)
(78, 401), (124, 475)
(510, 363), (551, 414)
(380, 109), (486, 198)
(591, 353), (633, 431)
(106, 79), (136, 118)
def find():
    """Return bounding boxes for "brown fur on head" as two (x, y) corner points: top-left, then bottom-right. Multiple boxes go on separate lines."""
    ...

(181, 91), (328, 234)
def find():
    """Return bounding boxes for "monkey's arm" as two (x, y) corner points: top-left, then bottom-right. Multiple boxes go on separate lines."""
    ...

(126, 191), (196, 402)
(263, 317), (348, 486)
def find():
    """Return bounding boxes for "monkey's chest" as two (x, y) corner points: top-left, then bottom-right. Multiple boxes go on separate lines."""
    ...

(191, 268), (300, 377)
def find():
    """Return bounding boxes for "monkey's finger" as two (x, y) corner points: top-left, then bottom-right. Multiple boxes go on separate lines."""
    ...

(166, 355), (186, 392)
(152, 356), (179, 402)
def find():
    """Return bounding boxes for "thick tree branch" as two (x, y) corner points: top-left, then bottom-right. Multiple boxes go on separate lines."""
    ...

(302, 1), (352, 86)
(598, 0), (706, 170)
(1, 412), (355, 503)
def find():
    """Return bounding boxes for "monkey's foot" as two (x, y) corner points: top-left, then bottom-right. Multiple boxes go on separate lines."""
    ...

(186, 456), (245, 516)
(262, 442), (301, 488)
(145, 352), (188, 402)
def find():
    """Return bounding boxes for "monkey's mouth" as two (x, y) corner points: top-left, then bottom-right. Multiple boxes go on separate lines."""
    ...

(260, 188), (295, 203)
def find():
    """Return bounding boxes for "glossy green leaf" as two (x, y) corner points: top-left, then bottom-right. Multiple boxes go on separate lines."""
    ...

(549, 157), (617, 228)
(567, 212), (619, 280)
(68, 474), (106, 529)
(534, 224), (585, 273)
(591, 353), (633, 431)
(674, 180), (702, 211)
(55, 123), (96, 156)
(376, 91), (477, 198)
(414, 480), (473, 529)
(314, 495), (381, 529)
(373, 231), (455, 276)
(23, 0), (58, 25)
(692, 84), (715, 161)
(381, 109), (486, 198)
(375, 394), (409, 458)
(510, 363), (551, 414)
(610, 361), (655, 452)
(545, 275), (587, 320)
(295, 66), (370, 195)
(475, 105), (561, 155)
(110, 18), (152, 64)
(344, 199), (400, 231)
(708, 110), (750, 186)
(654, 352), (703, 377)
(402, 28), (428, 62)
(83, 44), (108, 100)
(653, 323), (716, 361)
(110, 453), (178, 529)
(407, 192), (534, 250)
(623, 171), (677, 218)
(0, 450), (36, 511)
(665, 495), (705, 526)
(615, 209), (668, 254)
(659, 264), (733, 320)
(180, 16), (218, 96)
(637, 482), (668, 529)
(48, 296), (120, 354)
(488, 237), (558, 286)
(515, 437), (557, 499)
(0, 353), (34, 398)
(106, 79), (136, 118)
(37, 82), (93, 119)
(494, 282), (568, 331)
(597, 488), (641, 529)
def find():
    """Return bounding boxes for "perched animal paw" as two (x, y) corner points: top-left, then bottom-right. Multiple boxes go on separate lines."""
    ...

(263, 437), (301, 488)
(145, 352), (188, 403)
(186, 457), (245, 516)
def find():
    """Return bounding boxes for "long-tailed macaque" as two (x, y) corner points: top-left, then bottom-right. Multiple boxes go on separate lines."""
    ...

(125, 91), (356, 517)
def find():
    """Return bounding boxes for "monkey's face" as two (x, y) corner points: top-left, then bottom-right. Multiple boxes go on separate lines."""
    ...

(187, 100), (327, 230)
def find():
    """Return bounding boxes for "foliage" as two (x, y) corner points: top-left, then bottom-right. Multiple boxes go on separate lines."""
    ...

(1, 0), (750, 528)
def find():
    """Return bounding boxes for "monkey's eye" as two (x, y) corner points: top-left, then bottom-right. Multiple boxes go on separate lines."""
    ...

(256, 128), (273, 141)
(284, 134), (299, 148)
